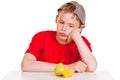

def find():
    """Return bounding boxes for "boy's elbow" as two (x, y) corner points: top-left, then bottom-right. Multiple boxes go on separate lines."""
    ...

(21, 66), (26, 72)
(21, 62), (28, 72)
(87, 63), (97, 72)
(87, 66), (97, 72)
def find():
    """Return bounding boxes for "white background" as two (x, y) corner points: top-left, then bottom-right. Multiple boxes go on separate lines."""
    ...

(0, 0), (120, 80)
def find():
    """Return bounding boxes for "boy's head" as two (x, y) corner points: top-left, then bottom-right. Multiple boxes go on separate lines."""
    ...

(55, 1), (86, 44)
(57, 1), (86, 25)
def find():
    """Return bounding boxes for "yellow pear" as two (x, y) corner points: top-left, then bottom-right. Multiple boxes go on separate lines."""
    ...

(62, 69), (74, 78)
(54, 63), (66, 76)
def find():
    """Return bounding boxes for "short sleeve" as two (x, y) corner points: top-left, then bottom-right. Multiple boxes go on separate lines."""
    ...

(25, 31), (45, 59)
(81, 36), (92, 52)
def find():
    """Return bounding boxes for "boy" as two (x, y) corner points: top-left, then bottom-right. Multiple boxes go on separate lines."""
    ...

(21, 1), (97, 73)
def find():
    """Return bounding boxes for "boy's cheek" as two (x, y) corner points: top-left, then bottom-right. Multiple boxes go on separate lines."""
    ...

(66, 35), (71, 42)
(67, 32), (72, 40)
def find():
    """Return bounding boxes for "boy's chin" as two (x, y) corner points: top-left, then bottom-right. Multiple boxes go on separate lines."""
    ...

(59, 37), (67, 41)
(60, 37), (72, 43)
(57, 38), (72, 44)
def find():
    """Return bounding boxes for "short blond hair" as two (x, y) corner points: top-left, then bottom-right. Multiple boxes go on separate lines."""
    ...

(58, 1), (86, 25)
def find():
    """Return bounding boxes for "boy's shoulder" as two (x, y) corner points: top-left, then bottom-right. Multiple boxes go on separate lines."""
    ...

(34, 30), (56, 37)
(35, 30), (55, 34)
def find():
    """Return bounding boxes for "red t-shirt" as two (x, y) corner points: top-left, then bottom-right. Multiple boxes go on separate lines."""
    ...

(26, 30), (92, 64)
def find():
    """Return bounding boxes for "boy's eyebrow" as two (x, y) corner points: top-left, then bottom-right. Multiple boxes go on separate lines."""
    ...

(58, 18), (64, 21)
(59, 18), (75, 26)
(68, 23), (74, 26)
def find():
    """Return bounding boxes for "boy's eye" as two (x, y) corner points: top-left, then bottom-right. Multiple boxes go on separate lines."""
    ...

(59, 21), (64, 24)
(69, 25), (74, 28)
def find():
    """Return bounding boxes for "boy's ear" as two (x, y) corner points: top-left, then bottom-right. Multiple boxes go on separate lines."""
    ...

(55, 15), (58, 23)
(80, 25), (85, 29)
(79, 25), (85, 34)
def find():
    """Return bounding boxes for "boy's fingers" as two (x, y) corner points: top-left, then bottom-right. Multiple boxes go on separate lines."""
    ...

(78, 62), (86, 72)
(80, 61), (87, 68)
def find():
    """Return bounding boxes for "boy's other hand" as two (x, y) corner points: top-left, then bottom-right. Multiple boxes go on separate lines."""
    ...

(66, 61), (87, 73)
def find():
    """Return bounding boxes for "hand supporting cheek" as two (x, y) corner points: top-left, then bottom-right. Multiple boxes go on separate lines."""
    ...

(66, 28), (82, 43)
(70, 28), (82, 41)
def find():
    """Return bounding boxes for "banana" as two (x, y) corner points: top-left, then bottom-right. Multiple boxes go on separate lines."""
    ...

(62, 69), (74, 78)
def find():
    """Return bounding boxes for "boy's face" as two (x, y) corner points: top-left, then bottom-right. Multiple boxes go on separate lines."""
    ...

(56, 11), (80, 44)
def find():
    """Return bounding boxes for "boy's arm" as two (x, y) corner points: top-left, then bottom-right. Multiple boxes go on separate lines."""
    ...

(21, 53), (57, 72)
(71, 29), (97, 72)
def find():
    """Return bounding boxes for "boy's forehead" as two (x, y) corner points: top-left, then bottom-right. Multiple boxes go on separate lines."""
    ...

(58, 12), (79, 25)
(58, 11), (76, 20)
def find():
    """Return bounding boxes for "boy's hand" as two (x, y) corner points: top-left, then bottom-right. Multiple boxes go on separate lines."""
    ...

(67, 28), (82, 43)
(67, 61), (87, 73)
(71, 28), (82, 40)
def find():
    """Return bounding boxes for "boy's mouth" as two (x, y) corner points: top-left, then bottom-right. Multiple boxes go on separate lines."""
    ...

(59, 32), (67, 37)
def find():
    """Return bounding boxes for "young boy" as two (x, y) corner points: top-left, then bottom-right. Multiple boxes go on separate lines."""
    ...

(21, 1), (97, 73)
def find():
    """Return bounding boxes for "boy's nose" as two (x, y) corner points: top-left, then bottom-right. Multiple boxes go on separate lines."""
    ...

(62, 24), (67, 31)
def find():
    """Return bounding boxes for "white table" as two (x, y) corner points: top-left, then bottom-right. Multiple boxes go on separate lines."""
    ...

(2, 71), (114, 80)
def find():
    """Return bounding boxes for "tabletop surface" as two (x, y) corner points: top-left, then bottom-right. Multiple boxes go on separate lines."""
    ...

(2, 71), (114, 80)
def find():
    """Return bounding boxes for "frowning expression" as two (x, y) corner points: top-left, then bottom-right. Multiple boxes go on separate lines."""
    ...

(56, 11), (80, 43)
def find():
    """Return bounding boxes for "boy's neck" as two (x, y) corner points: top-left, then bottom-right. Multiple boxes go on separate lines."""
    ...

(56, 35), (71, 45)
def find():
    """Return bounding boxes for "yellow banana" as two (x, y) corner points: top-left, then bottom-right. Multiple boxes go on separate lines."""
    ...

(62, 69), (74, 78)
